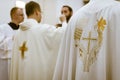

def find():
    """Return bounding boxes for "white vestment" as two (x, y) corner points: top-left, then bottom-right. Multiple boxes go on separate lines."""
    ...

(53, 0), (120, 80)
(0, 24), (15, 80)
(10, 19), (66, 80)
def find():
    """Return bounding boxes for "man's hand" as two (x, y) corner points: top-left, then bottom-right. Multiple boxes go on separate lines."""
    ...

(59, 14), (66, 23)
(55, 23), (62, 28)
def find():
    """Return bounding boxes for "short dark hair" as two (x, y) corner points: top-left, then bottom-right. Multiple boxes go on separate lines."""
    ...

(10, 7), (19, 19)
(62, 5), (73, 12)
(25, 1), (41, 16)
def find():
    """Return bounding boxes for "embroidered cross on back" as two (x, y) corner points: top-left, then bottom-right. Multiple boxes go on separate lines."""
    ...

(19, 41), (28, 59)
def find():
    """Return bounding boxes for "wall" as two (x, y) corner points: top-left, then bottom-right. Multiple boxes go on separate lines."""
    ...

(0, 0), (84, 25)
(55, 0), (84, 24)
(0, 0), (16, 24)
(0, 0), (30, 24)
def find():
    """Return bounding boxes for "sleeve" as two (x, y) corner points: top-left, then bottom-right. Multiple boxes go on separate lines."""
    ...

(42, 24), (67, 50)
(45, 24), (67, 41)
(108, 4), (120, 80)
(0, 25), (13, 51)
(61, 21), (67, 28)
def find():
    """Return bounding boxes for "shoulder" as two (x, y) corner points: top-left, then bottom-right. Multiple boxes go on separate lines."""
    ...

(0, 24), (9, 30)
(109, 1), (120, 19)
(110, 1), (120, 12)
(38, 23), (56, 30)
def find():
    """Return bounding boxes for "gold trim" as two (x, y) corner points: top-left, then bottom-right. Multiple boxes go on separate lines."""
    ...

(74, 28), (83, 40)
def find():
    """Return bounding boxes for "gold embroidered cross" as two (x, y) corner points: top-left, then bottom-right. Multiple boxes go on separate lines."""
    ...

(19, 41), (28, 59)
(82, 31), (97, 54)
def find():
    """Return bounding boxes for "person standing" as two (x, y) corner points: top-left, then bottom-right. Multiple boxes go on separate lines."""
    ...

(53, 0), (120, 80)
(56, 5), (73, 28)
(0, 7), (24, 80)
(10, 1), (66, 80)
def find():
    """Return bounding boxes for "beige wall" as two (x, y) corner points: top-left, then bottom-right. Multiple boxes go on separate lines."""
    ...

(0, 0), (84, 25)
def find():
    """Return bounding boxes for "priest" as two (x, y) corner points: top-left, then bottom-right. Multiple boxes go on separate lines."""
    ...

(0, 7), (24, 80)
(10, 1), (67, 80)
(53, 0), (120, 80)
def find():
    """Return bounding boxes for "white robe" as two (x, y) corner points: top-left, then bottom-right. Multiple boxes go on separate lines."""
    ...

(53, 0), (120, 80)
(10, 19), (67, 80)
(0, 24), (15, 80)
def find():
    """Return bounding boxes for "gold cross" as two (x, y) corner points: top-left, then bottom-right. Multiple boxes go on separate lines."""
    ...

(82, 31), (97, 54)
(19, 41), (28, 59)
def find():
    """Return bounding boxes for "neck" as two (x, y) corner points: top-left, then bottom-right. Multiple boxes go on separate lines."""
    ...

(11, 20), (19, 26)
(90, 0), (114, 2)
(28, 15), (38, 23)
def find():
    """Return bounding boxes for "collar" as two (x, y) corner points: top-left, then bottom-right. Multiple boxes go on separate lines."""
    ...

(8, 22), (19, 30)
(20, 19), (38, 31)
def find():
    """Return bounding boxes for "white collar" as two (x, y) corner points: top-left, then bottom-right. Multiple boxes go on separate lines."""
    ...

(20, 19), (38, 31)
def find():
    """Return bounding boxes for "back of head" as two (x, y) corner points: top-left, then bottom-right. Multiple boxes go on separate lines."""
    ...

(25, 1), (41, 17)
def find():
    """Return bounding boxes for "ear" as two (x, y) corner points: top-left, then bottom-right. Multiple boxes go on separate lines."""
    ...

(35, 10), (40, 16)
(34, 10), (38, 15)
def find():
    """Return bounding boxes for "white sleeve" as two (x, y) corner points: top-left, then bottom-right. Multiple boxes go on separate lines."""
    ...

(107, 4), (120, 80)
(0, 26), (13, 51)
(61, 21), (67, 28)
(42, 24), (67, 48)
(43, 23), (67, 35)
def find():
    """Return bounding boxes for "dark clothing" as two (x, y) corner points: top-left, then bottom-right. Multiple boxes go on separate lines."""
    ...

(8, 22), (19, 30)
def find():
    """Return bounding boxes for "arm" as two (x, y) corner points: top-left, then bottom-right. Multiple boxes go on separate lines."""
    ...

(0, 25), (13, 51)
(107, 4), (120, 80)
(41, 23), (67, 50)
(56, 15), (67, 28)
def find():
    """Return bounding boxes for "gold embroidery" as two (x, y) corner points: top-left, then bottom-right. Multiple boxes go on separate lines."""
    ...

(82, 31), (97, 54)
(74, 28), (83, 40)
(19, 41), (28, 59)
(81, 31), (97, 72)
(74, 17), (107, 72)
(79, 48), (83, 57)
(97, 29), (103, 46)
(97, 17), (106, 31)
(74, 28), (83, 47)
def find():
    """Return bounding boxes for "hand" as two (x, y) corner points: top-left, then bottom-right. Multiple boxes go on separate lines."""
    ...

(55, 23), (62, 28)
(59, 14), (66, 23)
